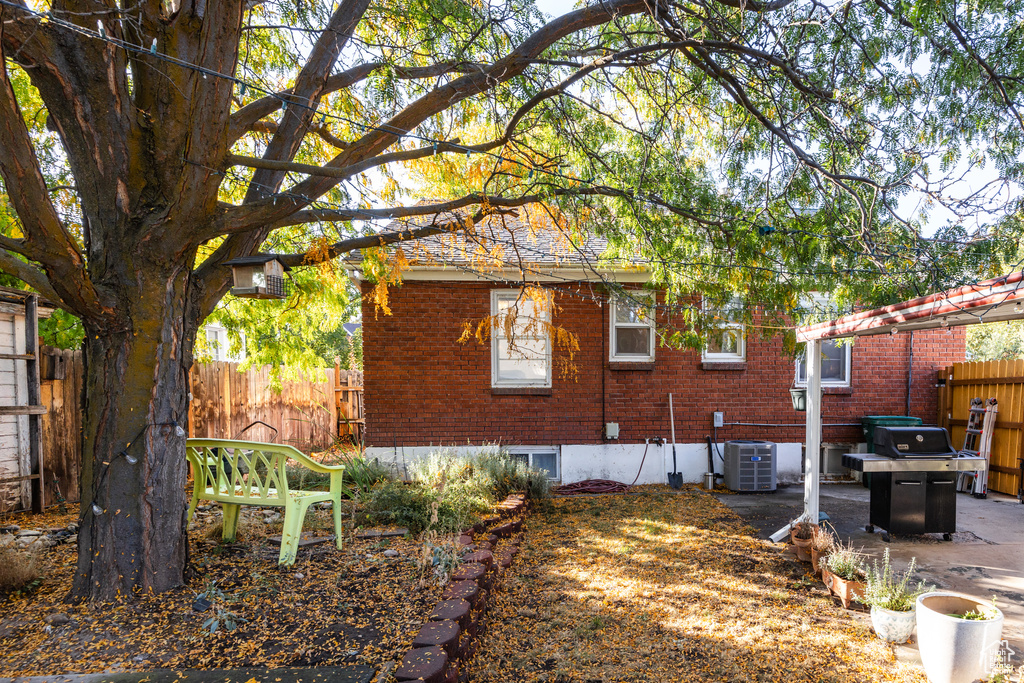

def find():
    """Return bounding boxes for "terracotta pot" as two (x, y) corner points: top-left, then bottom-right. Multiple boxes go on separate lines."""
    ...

(810, 547), (825, 575)
(822, 566), (865, 609)
(870, 605), (916, 643)
(790, 523), (815, 563)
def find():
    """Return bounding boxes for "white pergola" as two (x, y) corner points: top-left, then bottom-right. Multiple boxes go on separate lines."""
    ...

(779, 270), (1024, 538)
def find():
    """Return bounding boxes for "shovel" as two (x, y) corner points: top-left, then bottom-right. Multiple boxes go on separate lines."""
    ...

(667, 394), (683, 489)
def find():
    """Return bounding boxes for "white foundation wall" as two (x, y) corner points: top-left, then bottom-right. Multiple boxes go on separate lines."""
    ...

(366, 441), (807, 484)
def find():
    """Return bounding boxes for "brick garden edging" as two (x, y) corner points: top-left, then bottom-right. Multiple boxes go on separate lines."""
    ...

(392, 493), (529, 683)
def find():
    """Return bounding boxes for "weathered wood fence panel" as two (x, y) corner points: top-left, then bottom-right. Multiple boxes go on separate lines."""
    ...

(335, 364), (364, 444)
(939, 360), (1024, 496)
(40, 348), (83, 507)
(10, 355), (357, 511)
(188, 362), (338, 452)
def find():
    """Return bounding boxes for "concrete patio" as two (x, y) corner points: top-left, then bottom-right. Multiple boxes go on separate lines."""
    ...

(715, 483), (1024, 658)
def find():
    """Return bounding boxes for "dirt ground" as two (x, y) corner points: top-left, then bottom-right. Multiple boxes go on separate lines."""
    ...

(0, 504), (441, 676)
(468, 489), (928, 683)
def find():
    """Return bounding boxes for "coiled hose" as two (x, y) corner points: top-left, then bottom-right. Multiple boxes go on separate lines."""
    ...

(553, 441), (651, 495)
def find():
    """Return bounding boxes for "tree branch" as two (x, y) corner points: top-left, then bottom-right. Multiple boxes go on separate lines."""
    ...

(241, 0), (371, 203)
(0, 44), (102, 316)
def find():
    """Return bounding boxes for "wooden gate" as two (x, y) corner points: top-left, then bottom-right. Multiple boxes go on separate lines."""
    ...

(334, 363), (364, 444)
(937, 360), (1024, 496)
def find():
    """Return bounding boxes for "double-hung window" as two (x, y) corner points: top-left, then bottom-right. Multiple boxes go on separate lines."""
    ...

(795, 340), (851, 387)
(491, 290), (551, 388)
(610, 291), (655, 362)
(702, 296), (745, 362)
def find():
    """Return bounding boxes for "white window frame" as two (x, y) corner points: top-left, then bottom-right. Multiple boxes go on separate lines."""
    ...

(507, 446), (561, 480)
(701, 296), (745, 362)
(204, 324), (246, 363)
(795, 340), (852, 388)
(609, 291), (656, 362)
(794, 294), (851, 387)
(490, 290), (552, 388)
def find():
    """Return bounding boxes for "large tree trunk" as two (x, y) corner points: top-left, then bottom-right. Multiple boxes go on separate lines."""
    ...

(72, 264), (198, 601)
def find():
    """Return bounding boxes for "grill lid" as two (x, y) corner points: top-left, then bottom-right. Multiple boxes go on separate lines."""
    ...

(873, 426), (957, 459)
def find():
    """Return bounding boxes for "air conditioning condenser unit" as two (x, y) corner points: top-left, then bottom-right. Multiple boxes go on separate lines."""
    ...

(723, 440), (777, 492)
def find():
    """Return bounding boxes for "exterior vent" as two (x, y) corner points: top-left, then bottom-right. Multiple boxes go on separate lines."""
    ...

(723, 440), (777, 492)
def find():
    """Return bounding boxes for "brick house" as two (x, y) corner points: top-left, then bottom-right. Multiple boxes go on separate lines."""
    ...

(354, 210), (965, 484)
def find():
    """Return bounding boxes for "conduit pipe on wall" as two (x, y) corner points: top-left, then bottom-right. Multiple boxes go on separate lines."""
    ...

(723, 422), (861, 427)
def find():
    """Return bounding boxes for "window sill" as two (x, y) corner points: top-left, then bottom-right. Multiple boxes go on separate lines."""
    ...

(794, 384), (853, 395)
(492, 387), (552, 396)
(608, 361), (656, 371)
(702, 361), (746, 371)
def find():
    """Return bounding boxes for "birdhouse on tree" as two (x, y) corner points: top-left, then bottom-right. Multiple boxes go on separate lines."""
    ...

(223, 255), (291, 299)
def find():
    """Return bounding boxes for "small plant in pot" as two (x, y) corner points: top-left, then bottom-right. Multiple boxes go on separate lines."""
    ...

(790, 521), (815, 563)
(861, 548), (931, 643)
(916, 592), (1004, 683)
(821, 539), (865, 609)
(810, 524), (836, 576)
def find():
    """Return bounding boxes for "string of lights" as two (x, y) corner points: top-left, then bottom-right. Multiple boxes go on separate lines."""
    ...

(4, 0), (1009, 258)
(6, 0), (1020, 328)
(85, 420), (186, 520)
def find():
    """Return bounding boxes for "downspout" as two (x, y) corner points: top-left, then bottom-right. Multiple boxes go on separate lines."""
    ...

(601, 299), (607, 438)
(906, 331), (915, 417)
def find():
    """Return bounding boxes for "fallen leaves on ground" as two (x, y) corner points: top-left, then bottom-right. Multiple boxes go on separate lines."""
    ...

(469, 489), (925, 682)
(0, 504), (439, 676)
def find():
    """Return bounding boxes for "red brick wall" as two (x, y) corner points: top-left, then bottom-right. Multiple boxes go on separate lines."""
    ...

(362, 281), (966, 447)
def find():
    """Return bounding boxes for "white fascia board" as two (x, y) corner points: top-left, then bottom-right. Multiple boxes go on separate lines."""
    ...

(347, 265), (651, 283)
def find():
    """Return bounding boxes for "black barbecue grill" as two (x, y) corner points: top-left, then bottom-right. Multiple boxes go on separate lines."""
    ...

(841, 426), (988, 542)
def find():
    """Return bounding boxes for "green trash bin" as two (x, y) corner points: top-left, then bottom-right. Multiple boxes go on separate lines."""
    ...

(860, 416), (924, 487)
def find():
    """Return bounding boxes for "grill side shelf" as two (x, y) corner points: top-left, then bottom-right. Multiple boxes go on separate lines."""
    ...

(842, 454), (989, 473)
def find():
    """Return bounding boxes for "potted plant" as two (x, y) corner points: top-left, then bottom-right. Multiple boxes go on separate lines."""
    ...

(916, 592), (1004, 683)
(790, 521), (815, 563)
(821, 539), (865, 609)
(860, 549), (930, 643)
(810, 525), (836, 576)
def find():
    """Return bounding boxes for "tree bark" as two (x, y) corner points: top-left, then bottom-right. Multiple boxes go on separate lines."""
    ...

(72, 262), (198, 600)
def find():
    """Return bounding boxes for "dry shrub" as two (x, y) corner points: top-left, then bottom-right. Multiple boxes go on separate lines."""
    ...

(0, 544), (44, 592)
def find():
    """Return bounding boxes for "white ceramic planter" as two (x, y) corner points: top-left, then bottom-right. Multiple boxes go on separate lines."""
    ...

(870, 605), (916, 643)
(916, 592), (1004, 683)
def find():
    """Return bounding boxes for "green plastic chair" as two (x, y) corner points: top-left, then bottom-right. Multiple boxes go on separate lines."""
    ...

(185, 439), (345, 565)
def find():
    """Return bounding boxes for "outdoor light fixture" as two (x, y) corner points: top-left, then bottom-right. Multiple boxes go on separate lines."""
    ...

(174, 422), (186, 438)
(91, 503), (104, 516)
(123, 452), (138, 465)
(1015, 304), (1023, 314)
(223, 254), (291, 300)
(790, 388), (807, 411)
(890, 326), (899, 335)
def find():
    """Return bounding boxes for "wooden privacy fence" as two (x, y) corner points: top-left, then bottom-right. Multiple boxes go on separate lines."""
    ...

(335, 363), (364, 444)
(4, 354), (363, 511)
(937, 360), (1024, 496)
(188, 362), (339, 452)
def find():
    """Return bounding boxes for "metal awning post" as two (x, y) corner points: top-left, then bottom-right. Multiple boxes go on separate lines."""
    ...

(803, 337), (822, 524)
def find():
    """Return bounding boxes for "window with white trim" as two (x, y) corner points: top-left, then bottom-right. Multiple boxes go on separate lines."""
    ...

(610, 291), (655, 362)
(794, 294), (851, 386)
(508, 446), (560, 480)
(204, 325), (246, 362)
(796, 340), (851, 387)
(491, 290), (551, 387)
(702, 296), (745, 361)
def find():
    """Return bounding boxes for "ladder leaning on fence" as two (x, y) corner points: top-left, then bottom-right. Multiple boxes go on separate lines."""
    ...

(958, 397), (996, 499)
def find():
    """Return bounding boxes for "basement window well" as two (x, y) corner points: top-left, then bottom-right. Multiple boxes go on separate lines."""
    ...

(508, 447), (560, 480)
